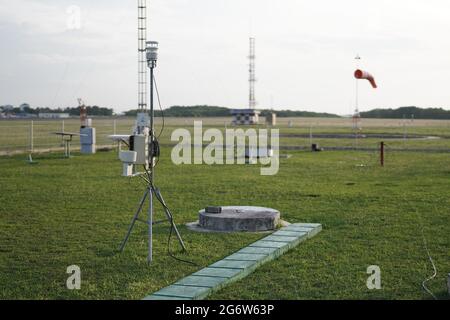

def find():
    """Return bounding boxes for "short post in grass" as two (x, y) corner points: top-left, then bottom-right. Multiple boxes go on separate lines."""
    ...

(113, 119), (120, 152)
(61, 120), (65, 147)
(447, 273), (450, 296)
(380, 141), (385, 167)
(28, 120), (34, 163)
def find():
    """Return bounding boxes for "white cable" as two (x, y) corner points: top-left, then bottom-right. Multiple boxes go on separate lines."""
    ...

(420, 228), (438, 300)
(412, 205), (439, 300)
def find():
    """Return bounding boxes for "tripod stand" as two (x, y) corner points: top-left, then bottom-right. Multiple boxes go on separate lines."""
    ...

(119, 176), (186, 263)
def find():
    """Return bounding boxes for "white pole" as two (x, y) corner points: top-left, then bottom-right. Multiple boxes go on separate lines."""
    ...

(61, 120), (65, 147)
(354, 56), (359, 149)
(403, 115), (407, 147)
(30, 120), (34, 153)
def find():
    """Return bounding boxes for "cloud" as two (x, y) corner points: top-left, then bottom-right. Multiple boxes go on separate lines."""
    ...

(1, 0), (450, 112)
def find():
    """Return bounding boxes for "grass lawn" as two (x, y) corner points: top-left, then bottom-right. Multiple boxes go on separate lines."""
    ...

(1, 117), (449, 153)
(0, 145), (449, 300)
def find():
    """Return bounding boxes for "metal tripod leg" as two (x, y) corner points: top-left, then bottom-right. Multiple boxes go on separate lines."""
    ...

(148, 185), (153, 264)
(166, 209), (187, 252)
(119, 188), (149, 252)
(153, 187), (187, 252)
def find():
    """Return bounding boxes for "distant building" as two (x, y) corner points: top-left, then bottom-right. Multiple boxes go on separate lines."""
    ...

(38, 113), (70, 119)
(17, 113), (37, 119)
(231, 109), (260, 125)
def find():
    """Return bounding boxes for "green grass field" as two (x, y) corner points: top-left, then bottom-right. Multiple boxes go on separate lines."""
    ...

(1, 117), (450, 154)
(0, 145), (449, 299)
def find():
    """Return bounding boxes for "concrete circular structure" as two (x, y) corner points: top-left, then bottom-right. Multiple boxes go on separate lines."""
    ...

(198, 206), (281, 232)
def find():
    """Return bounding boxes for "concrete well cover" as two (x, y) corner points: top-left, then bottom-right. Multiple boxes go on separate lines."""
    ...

(199, 206), (280, 232)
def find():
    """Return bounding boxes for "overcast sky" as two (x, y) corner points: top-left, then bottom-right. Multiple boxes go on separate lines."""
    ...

(1, 0), (450, 114)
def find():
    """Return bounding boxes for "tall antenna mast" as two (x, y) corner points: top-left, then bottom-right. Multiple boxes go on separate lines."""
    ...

(249, 37), (256, 109)
(138, 0), (148, 111)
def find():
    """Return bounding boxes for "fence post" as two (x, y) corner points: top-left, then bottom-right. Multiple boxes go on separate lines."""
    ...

(380, 141), (385, 167)
(30, 120), (34, 153)
(27, 120), (35, 163)
(403, 116), (407, 146)
(61, 120), (65, 146)
(113, 119), (117, 135)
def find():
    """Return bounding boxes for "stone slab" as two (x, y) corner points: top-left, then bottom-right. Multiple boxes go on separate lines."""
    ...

(193, 267), (242, 278)
(249, 240), (289, 248)
(238, 246), (278, 255)
(175, 275), (226, 288)
(273, 230), (308, 237)
(225, 253), (268, 261)
(151, 285), (211, 300)
(209, 259), (256, 270)
(262, 235), (300, 243)
(143, 295), (186, 300)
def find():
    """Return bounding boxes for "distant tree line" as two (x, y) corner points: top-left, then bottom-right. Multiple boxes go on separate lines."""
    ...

(259, 109), (339, 118)
(1, 105), (114, 116)
(124, 105), (340, 118)
(360, 106), (450, 120)
(125, 105), (230, 117)
(5, 104), (449, 120)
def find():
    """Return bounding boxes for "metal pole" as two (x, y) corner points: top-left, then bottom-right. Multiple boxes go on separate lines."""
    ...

(113, 119), (119, 151)
(30, 120), (34, 153)
(403, 115), (407, 142)
(148, 65), (155, 264)
(119, 188), (149, 252)
(150, 67), (154, 137)
(28, 120), (34, 163)
(148, 185), (153, 263)
(150, 66), (155, 178)
(61, 120), (65, 146)
(354, 55), (360, 149)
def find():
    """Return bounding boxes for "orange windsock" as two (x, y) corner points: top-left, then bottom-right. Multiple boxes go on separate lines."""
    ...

(354, 69), (377, 89)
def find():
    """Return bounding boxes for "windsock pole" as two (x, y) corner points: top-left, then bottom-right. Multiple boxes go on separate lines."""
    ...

(355, 55), (361, 112)
(354, 55), (361, 147)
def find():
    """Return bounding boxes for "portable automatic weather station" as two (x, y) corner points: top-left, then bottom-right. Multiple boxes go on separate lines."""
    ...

(110, 0), (186, 264)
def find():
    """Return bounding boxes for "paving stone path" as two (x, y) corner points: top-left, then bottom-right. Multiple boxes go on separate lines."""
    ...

(144, 223), (322, 300)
